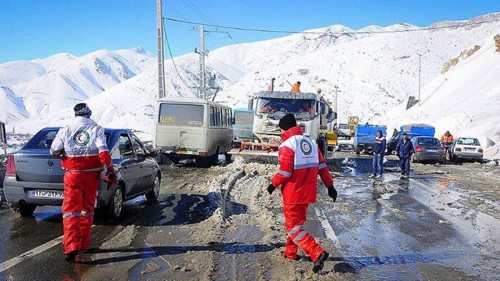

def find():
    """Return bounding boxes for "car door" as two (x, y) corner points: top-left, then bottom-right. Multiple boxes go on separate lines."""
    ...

(130, 134), (154, 193)
(117, 133), (142, 198)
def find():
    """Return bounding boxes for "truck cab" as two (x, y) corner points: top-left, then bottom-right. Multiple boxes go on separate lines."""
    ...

(247, 91), (336, 156)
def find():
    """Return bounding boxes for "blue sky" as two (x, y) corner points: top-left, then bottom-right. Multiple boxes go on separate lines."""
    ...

(0, 0), (498, 63)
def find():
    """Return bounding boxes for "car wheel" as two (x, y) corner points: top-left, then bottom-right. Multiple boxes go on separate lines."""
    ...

(146, 174), (161, 203)
(412, 155), (417, 163)
(355, 147), (361, 155)
(18, 203), (36, 217)
(108, 186), (124, 219)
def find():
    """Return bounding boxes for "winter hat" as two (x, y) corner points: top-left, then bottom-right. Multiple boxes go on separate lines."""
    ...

(279, 114), (297, 131)
(74, 103), (92, 118)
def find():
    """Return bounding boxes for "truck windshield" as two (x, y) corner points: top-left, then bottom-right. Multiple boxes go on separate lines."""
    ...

(256, 98), (315, 120)
(234, 111), (253, 125)
(158, 103), (204, 126)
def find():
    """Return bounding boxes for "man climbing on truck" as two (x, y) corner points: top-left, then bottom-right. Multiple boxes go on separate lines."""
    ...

(291, 81), (301, 93)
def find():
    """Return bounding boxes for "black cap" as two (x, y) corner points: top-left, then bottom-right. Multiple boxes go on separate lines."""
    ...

(297, 81), (301, 85)
(74, 103), (92, 117)
(279, 114), (297, 131)
(402, 132), (408, 136)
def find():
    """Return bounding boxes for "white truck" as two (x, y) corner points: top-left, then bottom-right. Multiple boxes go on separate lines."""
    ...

(231, 91), (336, 157)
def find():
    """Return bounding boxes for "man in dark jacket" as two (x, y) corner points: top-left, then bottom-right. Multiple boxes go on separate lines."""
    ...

(395, 133), (414, 178)
(370, 130), (386, 178)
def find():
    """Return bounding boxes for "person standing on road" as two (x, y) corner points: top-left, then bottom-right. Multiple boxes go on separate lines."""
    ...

(396, 133), (414, 178)
(291, 81), (301, 93)
(370, 130), (386, 179)
(440, 130), (454, 160)
(267, 113), (337, 273)
(50, 103), (116, 262)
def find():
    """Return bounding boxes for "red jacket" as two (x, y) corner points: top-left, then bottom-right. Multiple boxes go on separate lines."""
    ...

(271, 126), (334, 204)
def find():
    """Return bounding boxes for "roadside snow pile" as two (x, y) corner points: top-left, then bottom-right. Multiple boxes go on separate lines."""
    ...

(377, 33), (500, 159)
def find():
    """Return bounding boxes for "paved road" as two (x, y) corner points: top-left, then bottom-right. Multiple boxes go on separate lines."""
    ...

(0, 155), (498, 280)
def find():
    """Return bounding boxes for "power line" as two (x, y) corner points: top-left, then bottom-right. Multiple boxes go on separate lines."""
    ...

(164, 16), (500, 35)
(162, 20), (196, 91)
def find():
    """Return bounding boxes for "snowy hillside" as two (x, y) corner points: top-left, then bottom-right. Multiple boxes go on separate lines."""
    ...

(5, 13), (500, 154)
(376, 33), (500, 157)
(0, 47), (155, 123)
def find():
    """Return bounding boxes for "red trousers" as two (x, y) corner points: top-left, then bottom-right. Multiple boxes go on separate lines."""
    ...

(283, 204), (325, 262)
(62, 171), (100, 254)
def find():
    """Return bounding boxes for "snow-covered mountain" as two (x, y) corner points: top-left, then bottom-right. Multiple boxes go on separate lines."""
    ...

(4, 13), (500, 157)
(376, 33), (500, 157)
(0, 47), (155, 123)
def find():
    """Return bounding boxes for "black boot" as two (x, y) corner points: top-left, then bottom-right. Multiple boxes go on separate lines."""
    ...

(312, 251), (329, 273)
(64, 250), (79, 263)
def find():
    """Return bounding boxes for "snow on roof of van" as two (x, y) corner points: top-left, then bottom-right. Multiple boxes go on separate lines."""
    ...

(157, 97), (232, 108)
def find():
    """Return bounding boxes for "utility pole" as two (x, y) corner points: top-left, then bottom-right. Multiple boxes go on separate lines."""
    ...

(334, 85), (339, 127)
(417, 52), (422, 106)
(192, 26), (226, 100)
(199, 25), (206, 100)
(157, 0), (166, 99)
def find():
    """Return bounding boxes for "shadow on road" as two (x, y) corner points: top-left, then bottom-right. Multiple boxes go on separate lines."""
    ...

(328, 251), (465, 274)
(93, 192), (247, 227)
(80, 242), (284, 265)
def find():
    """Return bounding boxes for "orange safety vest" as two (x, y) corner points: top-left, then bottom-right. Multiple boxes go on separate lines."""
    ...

(440, 135), (453, 143)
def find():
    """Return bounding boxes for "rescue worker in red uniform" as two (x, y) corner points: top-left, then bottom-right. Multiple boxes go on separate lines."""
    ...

(267, 114), (337, 273)
(50, 103), (116, 262)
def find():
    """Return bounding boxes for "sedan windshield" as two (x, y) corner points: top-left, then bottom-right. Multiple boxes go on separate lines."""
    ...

(256, 98), (315, 120)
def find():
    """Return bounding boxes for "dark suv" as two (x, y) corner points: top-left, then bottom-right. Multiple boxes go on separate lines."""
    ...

(2, 127), (160, 218)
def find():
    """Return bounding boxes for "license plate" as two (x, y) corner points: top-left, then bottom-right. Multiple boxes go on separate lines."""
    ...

(176, 149), (188, 154)
(464, 148), (475, 152)
(30, 190), (64, 199)
(427, 149), (437, 153)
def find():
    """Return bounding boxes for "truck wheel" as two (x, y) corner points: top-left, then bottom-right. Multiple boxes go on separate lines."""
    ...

(355, 147), (361, 155)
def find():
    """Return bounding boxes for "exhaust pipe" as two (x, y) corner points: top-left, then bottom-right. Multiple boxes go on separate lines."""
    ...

(269, 77), (275, 92)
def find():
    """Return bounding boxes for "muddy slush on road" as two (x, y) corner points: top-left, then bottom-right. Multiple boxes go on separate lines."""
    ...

(0, 153), (499, 280)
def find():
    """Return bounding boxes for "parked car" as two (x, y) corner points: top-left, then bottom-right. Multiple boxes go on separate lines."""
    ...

(337, 123), (352, 139)
(451, 137), (483, 163)
(387, 132), (419, 155)
(410, 136), (446, 163)
(2, 127), (161, 218)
